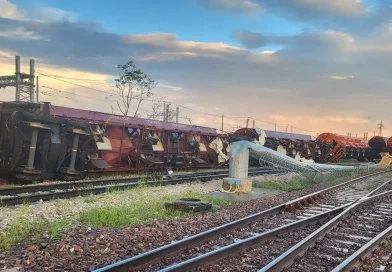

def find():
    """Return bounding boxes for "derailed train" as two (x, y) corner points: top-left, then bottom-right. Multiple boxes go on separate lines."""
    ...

(230, 128), (377, 163)
(0, 101), (388, 183)
(0, 101), (230, 182)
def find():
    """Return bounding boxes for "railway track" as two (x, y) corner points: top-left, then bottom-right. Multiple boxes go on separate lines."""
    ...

(260, 181), (392, 272)
(0, 168), (280, 207)
(91, 171), (390, 272)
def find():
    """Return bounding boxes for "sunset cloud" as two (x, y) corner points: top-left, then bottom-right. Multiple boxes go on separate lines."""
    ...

(1, 0), (392, 135)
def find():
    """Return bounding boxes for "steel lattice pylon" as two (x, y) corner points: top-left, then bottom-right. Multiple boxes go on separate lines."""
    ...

(0, 56), (35, 102)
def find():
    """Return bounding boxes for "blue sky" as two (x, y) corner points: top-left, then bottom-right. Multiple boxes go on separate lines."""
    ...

(10, 0), (303, 43)
(1, 0), (392, 135)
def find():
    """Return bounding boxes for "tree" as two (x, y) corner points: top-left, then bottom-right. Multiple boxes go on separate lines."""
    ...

(146, 94), (176, 121)
(147, 94), (166, 120)
(114, 60), (157, 116)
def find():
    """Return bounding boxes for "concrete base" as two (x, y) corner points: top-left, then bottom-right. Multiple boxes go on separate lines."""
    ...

(221, 178), (252, 194)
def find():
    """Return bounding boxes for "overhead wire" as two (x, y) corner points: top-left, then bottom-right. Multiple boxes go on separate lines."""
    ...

(35, 71), (319, 135)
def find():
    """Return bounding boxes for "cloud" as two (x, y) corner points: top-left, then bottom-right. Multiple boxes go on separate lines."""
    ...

(0, 0), (25, 20)
(254, 0), (365, 20)
(0, 26), (41, 39)
(329, 75), (354, 80)
(290, 0), (365, 16)
(259, 50), (276, 55)
(202, 0), (391, 38)
(232, 31), (267, 49)
(0, 0), (76, 22)
(1, 1), (392, 135)
(326, 116), (368, 124)
(201, 0), (364, 17)
(32, 7), (77, 22)
(200, 0), (262, 14)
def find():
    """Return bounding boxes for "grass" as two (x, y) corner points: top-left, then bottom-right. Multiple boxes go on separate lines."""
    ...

(0, 218), (74, 250)
(0, 185), (235, 249)
(253, 177), (309, 191)
(80, 191), (234, 227)
(253, 172), (360, 192)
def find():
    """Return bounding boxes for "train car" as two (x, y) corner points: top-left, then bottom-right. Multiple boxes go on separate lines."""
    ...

(0, 102), (98, 182)
(40, 102), (229, 173)
(0, 101), (230, 183)
(230, 128), (321, 162)
(367, 136), (388, 161)
(316, 133), (369, 163)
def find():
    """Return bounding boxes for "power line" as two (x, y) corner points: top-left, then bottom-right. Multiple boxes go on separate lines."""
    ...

(36, 71), (114, 95)
(36, 75), (319, 135)
(38, 73), (108, 82)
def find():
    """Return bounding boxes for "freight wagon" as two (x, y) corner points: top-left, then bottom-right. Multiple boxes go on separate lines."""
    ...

(0, 101), (229, 182)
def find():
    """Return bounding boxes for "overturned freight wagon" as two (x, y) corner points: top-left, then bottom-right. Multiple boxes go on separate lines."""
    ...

(316, 133), (369, 163)
(367, 136), (389, 161)
(0, 102), (96, 182)
(230, 128), (322, 163)
(40, 102), (229, 173)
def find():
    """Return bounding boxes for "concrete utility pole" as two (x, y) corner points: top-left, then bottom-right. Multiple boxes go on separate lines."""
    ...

(0, 56), (35, 102)
(15, 56), (20, 101)
(165, 104), (170, 122)
(378, 121), (384, 136)
(29, 59), (34, 103)
(163, 103), (166, 121)
(246, 117), (250, 128)
(252, 120), (255, 128)
(221, 115), (224, 132)
(175, 106), (179, 123)
(36, 76), (39, 103)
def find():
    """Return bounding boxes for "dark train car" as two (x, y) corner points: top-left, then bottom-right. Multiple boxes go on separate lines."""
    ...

(367, 136), (388, 161)
(40, 102), (229, 173)
(0, 102), (99, 182)
(230, 128), (321, 162)
(316, 133), (369, 163)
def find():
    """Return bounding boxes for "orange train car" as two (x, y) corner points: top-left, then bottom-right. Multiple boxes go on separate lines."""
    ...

(316, 133), (369, 163)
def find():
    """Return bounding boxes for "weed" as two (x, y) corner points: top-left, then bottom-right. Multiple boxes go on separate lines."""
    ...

(83, 193), (96, 203)
(0, 218), (73, 249)
(80, 191), (234, 227)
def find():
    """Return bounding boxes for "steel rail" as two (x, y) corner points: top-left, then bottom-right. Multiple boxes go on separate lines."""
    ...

(158, 204), (350, 272)
(91, 171), (384, 272)
(331, 224), (392, 271)
(0, 168), (273, 196)
(0, 169), (280, 206)
(259, 182), (392, 272)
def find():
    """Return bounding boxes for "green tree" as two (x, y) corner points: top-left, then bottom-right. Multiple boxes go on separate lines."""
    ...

(114, 60), (157, 116)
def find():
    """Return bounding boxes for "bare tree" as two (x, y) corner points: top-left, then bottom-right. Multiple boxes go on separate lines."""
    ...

(114, 60), (157, 116)
(147, 95), (166, 120)
(146, 95), (177, 121)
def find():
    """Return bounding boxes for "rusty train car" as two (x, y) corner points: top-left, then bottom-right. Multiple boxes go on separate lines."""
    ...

(231, 128), (323, 163)
(315, 133), (369, 162)
(0, 101), (229, 182)
(230, 128), (371, 163)
(0, 102), (93, 182)
(0, 100), (387, 183)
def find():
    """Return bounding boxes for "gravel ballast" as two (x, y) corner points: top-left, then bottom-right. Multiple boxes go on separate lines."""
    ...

(0, 172), (389, 272)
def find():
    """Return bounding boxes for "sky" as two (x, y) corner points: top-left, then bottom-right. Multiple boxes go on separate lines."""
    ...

(1, 0), (392, 137)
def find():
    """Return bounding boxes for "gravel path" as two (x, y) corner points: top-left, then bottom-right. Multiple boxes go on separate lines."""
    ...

(0, 172), (388, 272)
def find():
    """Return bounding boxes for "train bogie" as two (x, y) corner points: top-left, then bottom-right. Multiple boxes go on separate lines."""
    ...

(0, 102), (97, 182)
